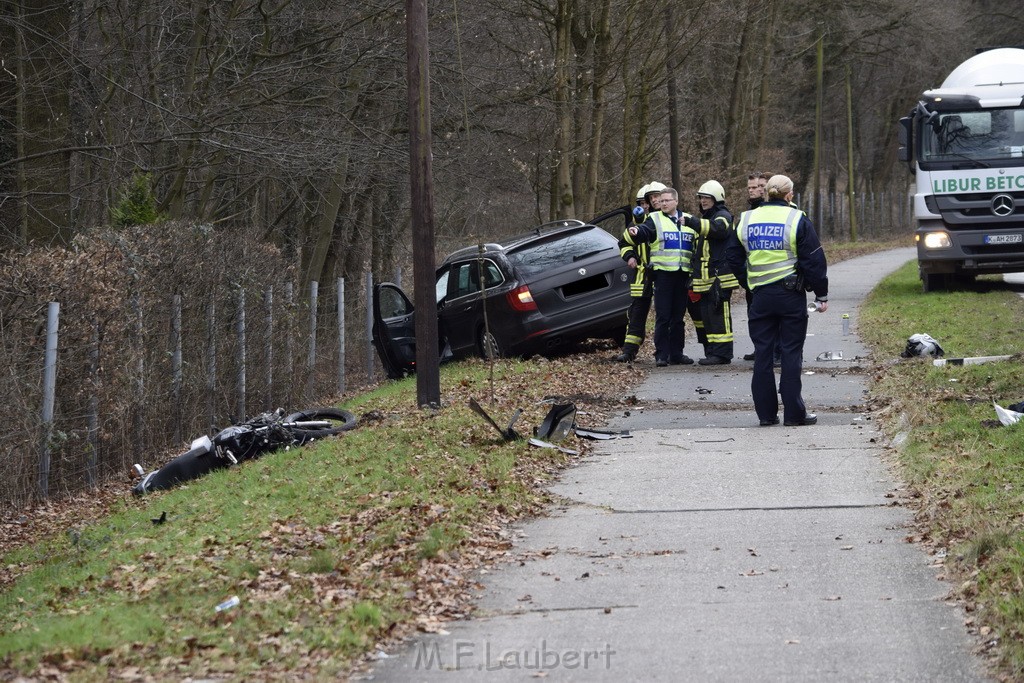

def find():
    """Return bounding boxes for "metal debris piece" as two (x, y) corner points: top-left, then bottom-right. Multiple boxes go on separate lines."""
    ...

(934, 354), (1013, 367)
(573, 427), (632, 440)
(527, 437), (579, 455)
(468, 398), (522, 441)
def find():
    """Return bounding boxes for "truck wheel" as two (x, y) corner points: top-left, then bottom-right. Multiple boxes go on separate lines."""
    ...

(921, 273), (947, 292)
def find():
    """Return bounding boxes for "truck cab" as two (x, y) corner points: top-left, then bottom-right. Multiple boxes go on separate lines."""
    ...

(898, 48), (1024, 291)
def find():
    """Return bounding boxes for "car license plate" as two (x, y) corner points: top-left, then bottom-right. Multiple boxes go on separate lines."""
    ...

(984, 233), (1023, 245)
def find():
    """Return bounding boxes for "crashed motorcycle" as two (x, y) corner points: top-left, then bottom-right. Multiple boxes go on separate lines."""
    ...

(132, 407), (357, 495)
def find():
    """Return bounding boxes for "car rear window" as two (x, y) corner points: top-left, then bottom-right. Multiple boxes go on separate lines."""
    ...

(505, 228), (617, 277)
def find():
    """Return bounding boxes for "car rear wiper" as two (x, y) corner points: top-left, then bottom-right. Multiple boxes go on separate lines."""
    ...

(573, 249), (606, 262)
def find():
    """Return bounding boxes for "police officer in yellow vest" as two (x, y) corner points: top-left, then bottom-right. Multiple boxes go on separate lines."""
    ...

(727, 175), (829, 426)
(615, 182), (666, 362)
(681, 180), (738, 365)
(625, 188), (698, 367)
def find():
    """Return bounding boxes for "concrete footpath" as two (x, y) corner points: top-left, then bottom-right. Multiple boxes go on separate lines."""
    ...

(371, 247), (987, 682)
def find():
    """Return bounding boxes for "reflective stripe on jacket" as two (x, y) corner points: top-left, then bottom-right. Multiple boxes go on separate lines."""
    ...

(736, 205), (801, 289)
(619, 240), (651, 297)
(692, 206), (739, 292)
(649, 212), (695, 272)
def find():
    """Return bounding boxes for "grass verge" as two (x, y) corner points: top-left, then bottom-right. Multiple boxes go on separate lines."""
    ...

(860, 263), (1024, 678)
(0, 349), (641, 680)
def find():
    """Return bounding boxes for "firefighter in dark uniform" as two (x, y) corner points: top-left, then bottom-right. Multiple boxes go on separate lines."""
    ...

(615, 182), (666, 362)
(682, 180), (738, 365)
(624, 188), (698, 367)
(726, 174), (829, 426)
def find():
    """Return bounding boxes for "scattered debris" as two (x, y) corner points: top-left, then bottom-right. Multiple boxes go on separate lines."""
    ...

(933, 354), (1013, 367)
(816, 350), (844, 361)
(468, 398), (522, 441)
(535, 403), (576, 442)
(215, 595), (240, 612)
(150, 511), (167, 525)
(573, 427), (631, 440)
(993, 401), (1023, 427)
(527, 438), (578, 455)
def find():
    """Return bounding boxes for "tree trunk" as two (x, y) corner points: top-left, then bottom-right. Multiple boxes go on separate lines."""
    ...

(666, 5), (681, 194)
(582, 0), (612, 218)
(722, 0), (753, 169)
(812, 28), (824, 230)
(553, 0), (576, 219)
(754, 0), (779, 158)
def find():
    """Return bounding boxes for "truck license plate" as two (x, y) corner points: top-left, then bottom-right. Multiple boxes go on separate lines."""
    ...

(984, 234), (1023, 245)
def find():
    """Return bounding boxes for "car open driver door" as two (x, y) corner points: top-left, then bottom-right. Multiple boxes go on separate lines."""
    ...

(371, 282), (452, 380)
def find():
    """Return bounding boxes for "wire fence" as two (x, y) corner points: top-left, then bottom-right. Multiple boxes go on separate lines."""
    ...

(1, 222), (391, 508)
(795, 188), (913, 241)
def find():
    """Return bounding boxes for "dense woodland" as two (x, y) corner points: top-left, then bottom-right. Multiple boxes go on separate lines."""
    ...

(1, 0), (1023, 282)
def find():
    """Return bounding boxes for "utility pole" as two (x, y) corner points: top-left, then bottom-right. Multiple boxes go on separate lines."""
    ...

(406, 0), (440, 408)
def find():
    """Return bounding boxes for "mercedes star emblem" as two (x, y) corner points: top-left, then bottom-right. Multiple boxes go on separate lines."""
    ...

(991, 194), (1015, 217)
(578, 267), (587, 276)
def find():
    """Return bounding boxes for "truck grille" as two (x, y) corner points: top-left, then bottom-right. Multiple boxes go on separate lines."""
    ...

(934, 191), (1024, 229)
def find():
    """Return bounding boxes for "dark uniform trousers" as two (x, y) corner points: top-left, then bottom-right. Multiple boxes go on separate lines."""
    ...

(652, 269), (690, 362)
(747, 281), (808, 423)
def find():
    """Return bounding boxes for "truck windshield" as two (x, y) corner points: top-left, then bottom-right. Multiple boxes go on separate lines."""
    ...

(921, 108), (1024, 165)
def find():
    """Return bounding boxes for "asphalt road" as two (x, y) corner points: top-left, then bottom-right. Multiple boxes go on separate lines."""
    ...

(369, 247), (989, 682)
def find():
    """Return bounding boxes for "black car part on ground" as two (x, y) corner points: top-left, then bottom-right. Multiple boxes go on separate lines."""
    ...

(468, 398), (522, 441)
(132, 407), (357, 495)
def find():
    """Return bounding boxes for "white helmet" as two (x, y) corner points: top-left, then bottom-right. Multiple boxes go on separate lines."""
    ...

(636, 184), (650, 200)
(647, 181), (667, 193)
(697, 180), (725, 202)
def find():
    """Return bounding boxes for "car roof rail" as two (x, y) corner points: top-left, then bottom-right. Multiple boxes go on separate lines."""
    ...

(446, 242), (505, 260)
(531, 218), (586, 235)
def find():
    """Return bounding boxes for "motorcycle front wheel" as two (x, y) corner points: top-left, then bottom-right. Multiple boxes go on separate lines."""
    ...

(284, 407), (358, 444)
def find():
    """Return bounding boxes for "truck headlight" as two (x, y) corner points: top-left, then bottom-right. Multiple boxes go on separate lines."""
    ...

(920, 232), (952, 249)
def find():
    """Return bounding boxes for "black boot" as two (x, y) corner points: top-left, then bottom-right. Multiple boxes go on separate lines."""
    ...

(614, 344), (638, 363)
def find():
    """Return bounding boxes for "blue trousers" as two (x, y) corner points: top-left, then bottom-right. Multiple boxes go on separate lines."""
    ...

(747, 282), (809, 423)
(652, 270), (689, 362)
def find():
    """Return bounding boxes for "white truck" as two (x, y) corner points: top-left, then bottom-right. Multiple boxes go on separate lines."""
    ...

(898, 47), (1024, 291)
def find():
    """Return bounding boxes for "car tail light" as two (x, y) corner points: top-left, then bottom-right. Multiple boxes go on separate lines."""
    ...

(507, 285), (538, 311)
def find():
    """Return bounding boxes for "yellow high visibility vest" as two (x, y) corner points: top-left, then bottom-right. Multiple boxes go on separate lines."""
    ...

(648, 212), (695, 272)
(736, 205), (801, 289)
